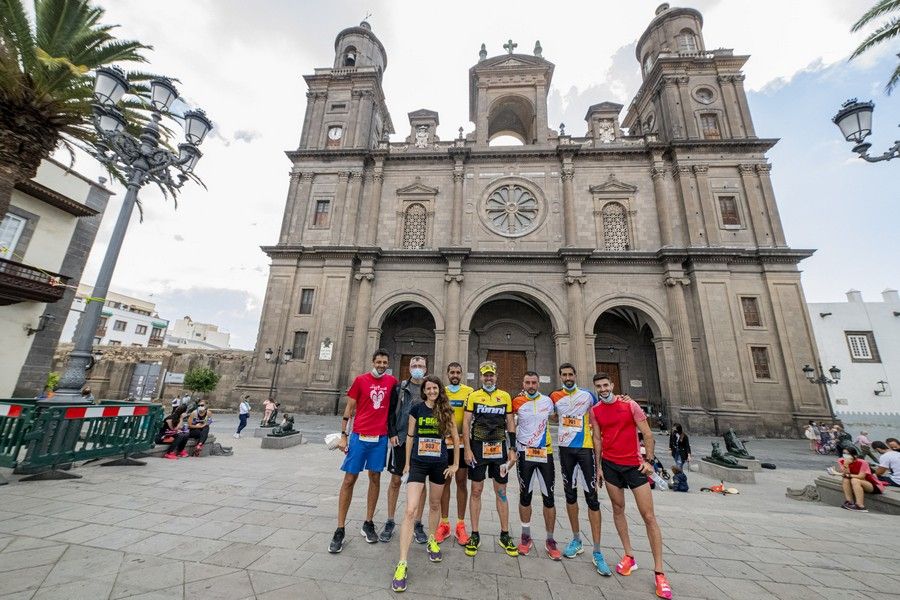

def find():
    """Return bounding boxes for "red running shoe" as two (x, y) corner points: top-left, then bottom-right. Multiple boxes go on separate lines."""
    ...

(616, 554), (638, 576)
(545, 539), (562, 560)
(454, 521), (470, 546)
(435, 521), (450, 543)
(163, 452), (177, 460)
(655, 573), (673, 599)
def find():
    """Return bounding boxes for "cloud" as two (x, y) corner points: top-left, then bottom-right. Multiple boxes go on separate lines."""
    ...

(173, 234), (184, 242)
(233, 129), (261, 143)
(149, 287), (262, 350)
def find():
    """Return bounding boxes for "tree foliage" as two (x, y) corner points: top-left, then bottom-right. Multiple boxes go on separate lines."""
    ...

(851, 0), (900, 94)
(183, 367), (220, 395)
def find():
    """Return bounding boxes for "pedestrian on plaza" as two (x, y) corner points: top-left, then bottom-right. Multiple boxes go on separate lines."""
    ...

(839, 446), (885, 512)
(804, 421), (818, 451)
(262, 397), (277, 426)
(234, 395), (251, 438)
(158, 404), (189, 459)
(668, 423), (692, 469)
(670, 465), (689, 492)
(381, 356), (428, 543)
(872, 441), (900, 488)
(174, 401), (212, 457)
(855, 430), (878, 462)
(329, 349), (399, 554)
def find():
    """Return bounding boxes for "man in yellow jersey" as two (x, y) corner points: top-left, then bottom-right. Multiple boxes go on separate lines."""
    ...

(436, 361), (474, 545)
(550, 362), (612, 576)
(462, 360), (518, 557)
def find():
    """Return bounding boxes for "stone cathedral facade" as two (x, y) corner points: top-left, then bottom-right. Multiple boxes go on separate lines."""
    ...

(245, 4), (832, 435)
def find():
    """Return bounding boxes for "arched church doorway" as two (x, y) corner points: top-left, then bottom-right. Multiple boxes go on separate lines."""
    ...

(593, 307), (664, 419)
(468, 293), (556, 394)
(379, 303), (436, 381)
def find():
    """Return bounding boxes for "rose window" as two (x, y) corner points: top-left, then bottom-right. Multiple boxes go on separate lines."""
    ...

(484, 184), (540, 236)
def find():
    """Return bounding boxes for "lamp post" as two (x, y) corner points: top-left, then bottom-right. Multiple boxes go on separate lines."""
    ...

(802, 362), (841, 422)
(53, 66), (212, 403)
(832, 98), (899, 162)
(264, 346), (293, 400)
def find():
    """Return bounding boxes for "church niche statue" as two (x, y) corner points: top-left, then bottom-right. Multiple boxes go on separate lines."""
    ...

(723, 427), (755, 459)
(414, 125), (429, 148)
(703, 441), (747, 469)
(269, 414), (299, 437)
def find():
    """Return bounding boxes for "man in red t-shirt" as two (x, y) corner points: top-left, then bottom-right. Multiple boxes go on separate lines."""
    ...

(588, 372), (671, 600)
(329, 349), (399, 554)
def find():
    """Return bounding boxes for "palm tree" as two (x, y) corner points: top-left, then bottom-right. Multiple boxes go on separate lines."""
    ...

(851, 0), (900, 94)
(0, 0), (160, 221)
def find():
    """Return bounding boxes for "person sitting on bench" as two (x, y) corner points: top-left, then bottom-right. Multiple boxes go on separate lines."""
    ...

(174, 402), (212, 457)
(158, 404), (188, 460)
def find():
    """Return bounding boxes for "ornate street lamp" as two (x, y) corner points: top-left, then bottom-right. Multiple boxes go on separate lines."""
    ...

(52, 66), (212, 403)
(802, 362), (841, 422)
(264, 346), (293, 400)
(832, 99), (899, 162)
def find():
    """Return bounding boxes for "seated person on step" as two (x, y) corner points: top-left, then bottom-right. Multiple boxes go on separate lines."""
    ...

(158, 404), (188, 460)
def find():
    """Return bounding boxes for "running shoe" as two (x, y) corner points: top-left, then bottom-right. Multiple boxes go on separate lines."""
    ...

(840, 500), (854, 510)
(655, 572), (673, 599)
(193, 442), (204, 457)
(847, 503), (869, 513)
(517, 533), (533, 555)
(361, 520), (378, 543)
(328, 528), (345, 554)
(464, 532), (480, 557)
(592, 551), (612, 576)
(455, 521), (470, 546)
(413, 522), (428, 544)
(616, 554), (638, 576)
(177, 450), (188, 458)
(427, 537), (442, 562)
(163, 452), (177, 460)
(379, 520), (396, 543)
(545, 539), (562, 560)
(498, 532), (519, 557)
(563, 538), (584, 558)
(392, 561), (408, 593)
(434, 521), (451, 543)
(233, 433), (240, 439)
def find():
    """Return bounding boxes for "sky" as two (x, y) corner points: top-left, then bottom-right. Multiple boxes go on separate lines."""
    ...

(63, 1), (899, 350)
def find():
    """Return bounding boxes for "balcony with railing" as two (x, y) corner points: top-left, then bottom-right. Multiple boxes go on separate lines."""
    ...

(0, 258), (70, 306)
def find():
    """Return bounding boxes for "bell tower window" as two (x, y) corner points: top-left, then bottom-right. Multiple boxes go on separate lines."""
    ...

(487, 96), (536, 145)
(343, 46), (357, 67)
(677, 29), (698, 53)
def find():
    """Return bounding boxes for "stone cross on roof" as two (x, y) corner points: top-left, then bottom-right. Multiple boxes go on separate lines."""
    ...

(503, 39), (517, 54)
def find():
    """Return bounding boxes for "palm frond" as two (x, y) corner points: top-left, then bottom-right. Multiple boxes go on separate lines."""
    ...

(851, 0), (900, 32)
(0, 0), (36, 74)
(886, 61), (900, 93)
(850, 16), (900, 59)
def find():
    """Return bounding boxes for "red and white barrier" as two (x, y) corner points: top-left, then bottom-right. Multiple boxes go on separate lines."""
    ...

(64, 405), (150, 419)
(0, 404), (23, 418)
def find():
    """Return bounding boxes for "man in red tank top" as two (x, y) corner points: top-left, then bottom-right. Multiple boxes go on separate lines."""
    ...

(588, 372), (672, 600)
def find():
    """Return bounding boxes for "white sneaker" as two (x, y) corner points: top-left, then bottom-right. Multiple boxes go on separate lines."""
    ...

(233, 433), (240, 439)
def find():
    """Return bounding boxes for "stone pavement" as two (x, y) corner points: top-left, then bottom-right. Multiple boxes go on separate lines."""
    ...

(0, 414), (898, 600)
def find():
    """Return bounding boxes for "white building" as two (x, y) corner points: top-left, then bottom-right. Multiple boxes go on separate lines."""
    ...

(62, 284), (168, 348)
(808, 289), (900, 432)
(0, 159), (111, 397)
(165, 315), (230, 349)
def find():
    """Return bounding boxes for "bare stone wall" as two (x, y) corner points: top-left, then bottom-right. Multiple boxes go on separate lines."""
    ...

(52, 344), (254, 410)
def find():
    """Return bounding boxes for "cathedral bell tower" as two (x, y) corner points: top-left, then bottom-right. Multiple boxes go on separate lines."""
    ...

(298, 20), (394, 151)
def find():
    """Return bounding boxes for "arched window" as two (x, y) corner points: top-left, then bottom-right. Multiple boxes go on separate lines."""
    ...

(677, 29), (698, 53)
(642, 53), (654, 75)
(343, 46), (357, 67)
(402, 203), (427, 249)
(602, 202), (629, 251)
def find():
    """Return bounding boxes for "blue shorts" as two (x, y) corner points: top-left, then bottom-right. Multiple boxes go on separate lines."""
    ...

(341, 433), (388, 474)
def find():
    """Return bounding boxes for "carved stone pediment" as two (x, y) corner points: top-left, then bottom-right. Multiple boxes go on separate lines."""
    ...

(589, 174), (638, 194)
(396, 177), (439, 196)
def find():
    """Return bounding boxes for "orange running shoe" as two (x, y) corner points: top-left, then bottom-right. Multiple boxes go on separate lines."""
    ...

(655, 573), (672, 599)
(545, 539), (562, 560)
(616, 554), (638, 576)
(435, 521), (451, 543)
(454, 521), (470, 546)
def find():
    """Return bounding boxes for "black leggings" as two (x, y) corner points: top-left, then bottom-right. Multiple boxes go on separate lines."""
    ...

(175, 427), (209, 453)
(559, 448), (599, 510)
(516, 451), (556, 508)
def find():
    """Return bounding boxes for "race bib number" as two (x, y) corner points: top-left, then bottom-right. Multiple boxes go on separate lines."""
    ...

(525, 447), (548, 463)
(483, 442), (503, 459)
(358, 434), (379, 443)
(561, 416), (582, 428)
(417, 437), (442, 457)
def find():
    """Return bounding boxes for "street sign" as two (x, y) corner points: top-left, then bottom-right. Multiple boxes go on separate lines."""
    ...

(164, 372), (185, 384)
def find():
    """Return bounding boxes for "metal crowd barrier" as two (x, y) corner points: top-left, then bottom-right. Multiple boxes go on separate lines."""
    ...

(0, 399), (164, 481)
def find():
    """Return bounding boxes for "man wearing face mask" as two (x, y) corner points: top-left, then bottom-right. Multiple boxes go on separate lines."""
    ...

(330, 349), (399, 554)
(180, 401), (212, 457)
(380, 356), (428, 543)
(437, 361), (475, 545)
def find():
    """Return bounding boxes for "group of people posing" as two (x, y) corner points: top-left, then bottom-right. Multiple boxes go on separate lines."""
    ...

(330, 350), (673, 599)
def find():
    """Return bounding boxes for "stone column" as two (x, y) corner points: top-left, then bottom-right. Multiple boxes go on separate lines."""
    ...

(754, 163), (787, 246)
(444, 274), (463, 363)
(307, 92), (327, 149)
(340, 171), (363, 244)
(365, 165), (385, 245)
(565, 274), (589, 378)
(299, 91), (315, 148)
(560, 159), (577, 246)
(650, 166), (676, 247)
(738, 164), (773, 247)
(664, 273), (701, 408)
(346, 89), (362, 148)
(331, 171), (351, 244)
(278, 170), (302, 244)
(731, 74), (756, 137)
(287, 173), (315, 242)
(692, 165), (720, 246)
(672, 165), (706, 246)
(675, 76), (698, 139)
(350, 264), (376, 376)
(451, 166), (464, 245)
(661, 77), (686, 140)
(717, 75), (744, 139)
